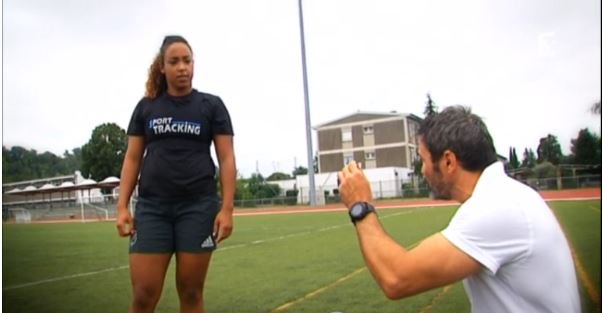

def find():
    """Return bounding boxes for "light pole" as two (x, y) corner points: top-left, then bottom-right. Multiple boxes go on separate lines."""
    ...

(297, 0), (316, 206)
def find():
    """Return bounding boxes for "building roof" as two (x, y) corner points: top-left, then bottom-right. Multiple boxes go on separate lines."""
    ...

(2, 174), (74, 188)
(314, 111), (422, 129)
(4, 176), (120, 196)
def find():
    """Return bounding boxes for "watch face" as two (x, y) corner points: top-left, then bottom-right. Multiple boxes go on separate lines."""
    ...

(351, 203), (364, 217)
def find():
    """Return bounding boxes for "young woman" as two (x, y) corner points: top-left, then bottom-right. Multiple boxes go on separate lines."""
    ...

(116, 35), (236, 313)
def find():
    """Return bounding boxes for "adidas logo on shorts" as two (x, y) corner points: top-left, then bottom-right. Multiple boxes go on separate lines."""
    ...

(130, 232), (137, 247)
(201, 235), (215, 248)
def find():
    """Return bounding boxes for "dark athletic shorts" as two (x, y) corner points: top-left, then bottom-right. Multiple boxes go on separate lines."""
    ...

(129, 194), (220, 253)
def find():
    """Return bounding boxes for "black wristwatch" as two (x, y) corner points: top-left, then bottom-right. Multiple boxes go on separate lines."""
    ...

(349, 202), (376, 225)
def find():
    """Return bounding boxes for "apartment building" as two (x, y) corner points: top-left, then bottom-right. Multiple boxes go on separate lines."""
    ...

(314, 111), (423, 173)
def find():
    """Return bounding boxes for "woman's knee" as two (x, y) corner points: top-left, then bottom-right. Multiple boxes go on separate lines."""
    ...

(176, 282), (204, 306)
(132, 284), (162, 309)
(175, 252), (211, 307)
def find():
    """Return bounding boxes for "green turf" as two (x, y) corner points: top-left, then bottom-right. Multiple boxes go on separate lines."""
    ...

(2, 200), (600, 313)
(549, 200), (601, 313)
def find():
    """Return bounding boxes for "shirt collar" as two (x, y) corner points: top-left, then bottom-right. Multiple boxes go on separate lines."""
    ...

(471, 161), (505, 198)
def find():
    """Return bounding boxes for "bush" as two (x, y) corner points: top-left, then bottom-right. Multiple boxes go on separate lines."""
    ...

(401, 187), (431, 199)
(326, 195), (341, 204)
(285, 189), (299, 205)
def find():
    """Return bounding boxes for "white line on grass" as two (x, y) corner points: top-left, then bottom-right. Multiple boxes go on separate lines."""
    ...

(588, 205), (601, 214)
(270, 268), (367, 312)
(271, 241), (422, 312)
(3, 265), (129, 291)
(218, 208), (426, 252)
(4, 206), (436, 291)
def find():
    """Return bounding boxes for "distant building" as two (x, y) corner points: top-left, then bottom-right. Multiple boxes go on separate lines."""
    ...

(2, 171), (117, 209)
(314, 111), (423, 173)
(2, 174), (76, 204)
(2, 174), (75, 193)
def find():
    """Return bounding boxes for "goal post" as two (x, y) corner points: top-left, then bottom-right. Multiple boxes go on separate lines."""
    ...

(8, 208), (32, 224)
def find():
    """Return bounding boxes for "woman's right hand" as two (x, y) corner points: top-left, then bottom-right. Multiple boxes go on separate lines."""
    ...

(116, 207), (135, 237)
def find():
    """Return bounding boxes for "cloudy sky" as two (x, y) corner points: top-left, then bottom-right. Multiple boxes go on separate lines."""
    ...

(3, 0), (601, 177)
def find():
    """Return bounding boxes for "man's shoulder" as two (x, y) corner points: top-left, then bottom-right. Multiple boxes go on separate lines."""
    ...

(478, 169), (539, 199)
(462, 176), (547, 226)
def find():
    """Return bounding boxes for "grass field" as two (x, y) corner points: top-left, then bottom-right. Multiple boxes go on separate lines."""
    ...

(3, 199), (600, 313)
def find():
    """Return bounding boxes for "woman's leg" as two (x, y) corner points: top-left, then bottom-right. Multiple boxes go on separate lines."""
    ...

(175, 252), (213, 313)
(129, 253), (172, 313)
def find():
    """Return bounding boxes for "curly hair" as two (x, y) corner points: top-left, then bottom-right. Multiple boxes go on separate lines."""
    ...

(144, 35), (193, 98)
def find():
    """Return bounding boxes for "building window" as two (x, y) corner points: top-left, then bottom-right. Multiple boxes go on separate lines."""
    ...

(342, 127), (352, 142)
(343, 152), (354, 165)
(365, 152), (376, 160)
(408, 121), (418, 144)
(363, 125), (374, 134)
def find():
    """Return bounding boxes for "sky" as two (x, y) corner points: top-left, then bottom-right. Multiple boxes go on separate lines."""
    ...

(2, 0), (601, 178)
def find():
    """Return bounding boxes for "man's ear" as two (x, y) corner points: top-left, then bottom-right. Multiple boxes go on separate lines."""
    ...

(442, 150), (458, 174)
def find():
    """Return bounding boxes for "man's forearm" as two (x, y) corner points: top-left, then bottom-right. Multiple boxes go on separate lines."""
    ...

(355, 213), (411, 299)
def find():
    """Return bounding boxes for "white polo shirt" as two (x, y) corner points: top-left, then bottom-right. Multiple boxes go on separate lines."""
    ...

(441, 162), (580, 313)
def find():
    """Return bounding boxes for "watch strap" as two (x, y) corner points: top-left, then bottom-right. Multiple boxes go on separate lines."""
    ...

(349, 202), (376, 224)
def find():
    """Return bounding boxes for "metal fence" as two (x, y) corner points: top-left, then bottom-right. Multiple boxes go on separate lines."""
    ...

(3, 174), (600, 221)
(234, 174), (601, 208)
(514, 174), (601, 191)
(2, 196), (119, 222)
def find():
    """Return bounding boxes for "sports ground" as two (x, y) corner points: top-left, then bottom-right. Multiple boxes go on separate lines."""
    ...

(2, 188), (601, 312)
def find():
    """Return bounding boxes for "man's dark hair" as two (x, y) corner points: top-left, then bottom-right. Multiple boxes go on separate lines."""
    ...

(417, 105), (498, 172)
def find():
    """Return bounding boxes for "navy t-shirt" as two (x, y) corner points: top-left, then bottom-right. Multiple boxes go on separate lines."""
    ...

(127, 89), (234, 198)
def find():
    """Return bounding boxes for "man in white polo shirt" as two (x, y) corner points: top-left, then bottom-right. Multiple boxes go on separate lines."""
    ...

(338, 106), (580, 312)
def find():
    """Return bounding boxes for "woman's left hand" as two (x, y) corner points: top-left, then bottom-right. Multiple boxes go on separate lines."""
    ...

(213, 209), (234, 243)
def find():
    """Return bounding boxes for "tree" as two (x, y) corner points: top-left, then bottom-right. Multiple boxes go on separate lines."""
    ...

(37, 151), (63, 178)
(590, 101), (601, 115)
(521, 148), (537, 168)
(508, 147), (520, 169)
(240, 173), (281, 199)
(536, 134), (563, 165)
(569, 128), (602, 165)
(81, 123), (127, 181)
(533, 161), (557, 178)
(423, 93), (438, 117)
(266, 172), (292, 181)
(3, 146), (36, 182)
(292, 166), (308, 177)
(63, 148), (82, 174)
(591, 101), (602, 135)
(413, 158), (423, 177)
(2, 145), (81, 183)
(234, 178), (253, 201)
